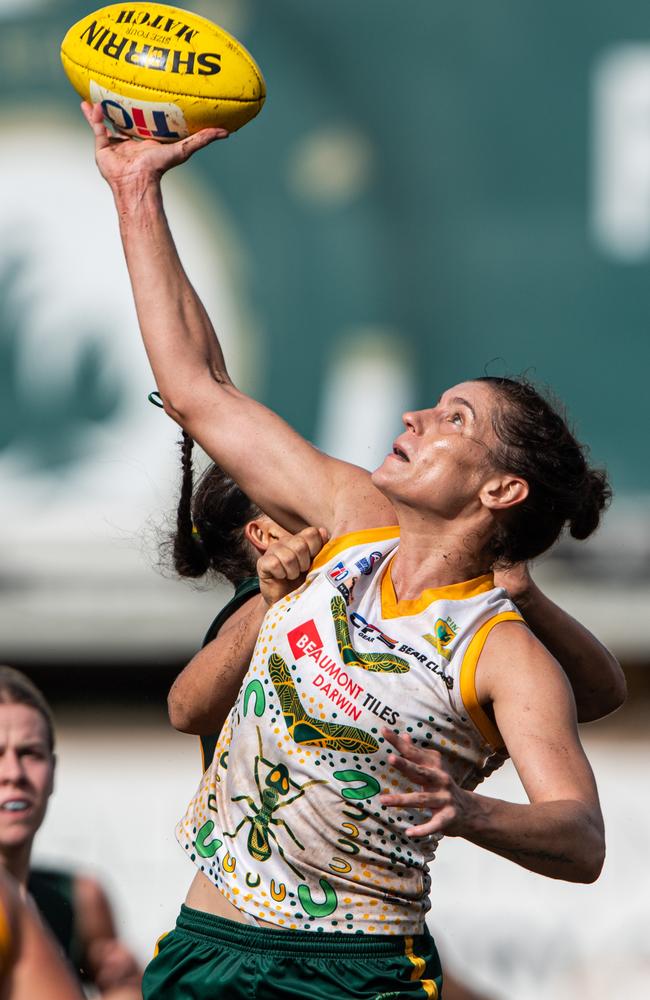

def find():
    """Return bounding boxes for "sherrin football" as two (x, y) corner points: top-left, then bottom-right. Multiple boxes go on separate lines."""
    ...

(60, 3), (266, 141)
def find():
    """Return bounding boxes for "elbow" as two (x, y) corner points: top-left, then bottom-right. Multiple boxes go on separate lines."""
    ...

(161, 393), (196, 432)
(577, 668), (627, 724)
(577, 839), (606, 884)
(610, 667), (628, 712)
(572, 814), (606, 884)
(167, 687), (198, 734)
(162, 395), (185, 425)
(160, 370), (231, 429)
(601, 657), (628, 715)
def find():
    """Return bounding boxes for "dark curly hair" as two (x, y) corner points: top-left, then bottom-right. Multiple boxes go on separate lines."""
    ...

(476, 376), (612, 564)
(170, 432), (261, 586)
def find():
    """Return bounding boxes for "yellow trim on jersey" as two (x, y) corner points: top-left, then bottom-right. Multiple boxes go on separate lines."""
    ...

(404, 936), (439, 998)
(381, 560), (494, 619)
(0, 896), (13, 976)
(152, 929), (170, 958)
(310, 526), (400, 572)
(459, 611), (525, 749)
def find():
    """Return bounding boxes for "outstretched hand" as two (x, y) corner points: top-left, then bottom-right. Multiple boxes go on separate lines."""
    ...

(379, 728), (473, 837)
(258, 526), (329, 606)
(81, 101), (229, 190)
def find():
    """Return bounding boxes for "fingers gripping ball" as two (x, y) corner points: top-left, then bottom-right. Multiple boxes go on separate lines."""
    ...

(61, 3), (266, 142)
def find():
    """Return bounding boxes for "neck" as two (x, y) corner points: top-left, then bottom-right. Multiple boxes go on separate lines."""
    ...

(391, 508), (493, 601)
(0, 842), (32, 888)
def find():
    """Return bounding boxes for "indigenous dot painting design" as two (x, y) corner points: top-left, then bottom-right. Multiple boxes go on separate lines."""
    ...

(177, 530), (523, 933)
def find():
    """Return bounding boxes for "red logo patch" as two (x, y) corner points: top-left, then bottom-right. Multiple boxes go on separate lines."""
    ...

(287, 620), (323, 660)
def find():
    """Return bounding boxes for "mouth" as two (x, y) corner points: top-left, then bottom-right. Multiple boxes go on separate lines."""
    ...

(391, 443), (409, 462)
(0, 800), (31, 814)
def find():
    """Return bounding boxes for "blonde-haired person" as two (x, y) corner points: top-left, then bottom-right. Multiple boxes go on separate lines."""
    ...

(0, 667), (141, 998)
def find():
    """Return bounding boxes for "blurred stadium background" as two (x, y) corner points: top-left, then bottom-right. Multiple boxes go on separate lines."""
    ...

(1, 1), (649, 997)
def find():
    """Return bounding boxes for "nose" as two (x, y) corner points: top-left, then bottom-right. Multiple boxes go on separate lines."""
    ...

(402, 410), (420, 433)
(0, 751), (27, 785)
(402, 408), (435, 433)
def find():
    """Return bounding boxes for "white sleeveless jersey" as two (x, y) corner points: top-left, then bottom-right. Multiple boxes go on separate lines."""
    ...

(177, 527), (524, 934)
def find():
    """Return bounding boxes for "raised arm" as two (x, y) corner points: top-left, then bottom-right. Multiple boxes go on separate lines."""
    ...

(82, 103), (392, 535)
(494, 562), (626, 722)
(381, 622), (605, 883)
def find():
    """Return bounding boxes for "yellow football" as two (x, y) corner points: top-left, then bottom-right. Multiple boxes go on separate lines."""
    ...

(60, 3), (266, 141)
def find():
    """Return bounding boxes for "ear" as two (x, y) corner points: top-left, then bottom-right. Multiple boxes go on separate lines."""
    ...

(480, 475), (529, 511)
(244, 517), (289, 555)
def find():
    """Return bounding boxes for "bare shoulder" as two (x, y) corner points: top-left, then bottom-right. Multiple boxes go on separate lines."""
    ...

(473, 617), (601, 816)
(475, 618), (573, 708)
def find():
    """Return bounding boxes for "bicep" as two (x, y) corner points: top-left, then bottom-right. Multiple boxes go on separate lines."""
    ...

(175, 376), (394, 534)
(476, 624), (602, 817)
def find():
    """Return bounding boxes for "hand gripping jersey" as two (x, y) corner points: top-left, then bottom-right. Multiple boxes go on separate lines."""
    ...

(177, 528), (524, 934)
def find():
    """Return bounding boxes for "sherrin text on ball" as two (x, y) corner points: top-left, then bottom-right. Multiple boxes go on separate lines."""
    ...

(60, 3), (266, 141)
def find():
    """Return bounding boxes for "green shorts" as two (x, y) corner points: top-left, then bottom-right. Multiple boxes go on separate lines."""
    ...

(143, 905), (443, 1000)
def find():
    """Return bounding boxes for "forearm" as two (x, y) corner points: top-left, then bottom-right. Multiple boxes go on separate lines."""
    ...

(113, 177), (226, 412)
(168, 596), (266, 734)
(517, 581), (626, 722)
(455, 791), (605, 883)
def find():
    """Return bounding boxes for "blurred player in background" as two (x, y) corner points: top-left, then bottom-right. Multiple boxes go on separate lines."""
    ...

(0, 667), (141, 998)
(0, 867), (84, 1000)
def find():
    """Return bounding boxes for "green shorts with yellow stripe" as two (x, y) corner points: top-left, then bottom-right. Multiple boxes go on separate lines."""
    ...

(143, 905), (443, 1000)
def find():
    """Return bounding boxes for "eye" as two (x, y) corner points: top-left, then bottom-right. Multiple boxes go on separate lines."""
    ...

(449, 412), (463, 426)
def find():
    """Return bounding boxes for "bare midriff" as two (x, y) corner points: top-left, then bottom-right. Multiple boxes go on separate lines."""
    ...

(184, 871), (290, 929)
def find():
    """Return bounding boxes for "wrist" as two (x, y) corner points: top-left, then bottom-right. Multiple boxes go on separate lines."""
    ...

(111, 171), (163, 212)
(447, 787), (484, 838)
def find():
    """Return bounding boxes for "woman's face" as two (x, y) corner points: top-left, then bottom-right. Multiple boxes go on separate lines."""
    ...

(0, 703), (54, 854)
(372, 380), (504, 519)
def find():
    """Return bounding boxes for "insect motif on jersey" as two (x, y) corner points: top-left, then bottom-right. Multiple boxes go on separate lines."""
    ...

(222, 726), (327, 878)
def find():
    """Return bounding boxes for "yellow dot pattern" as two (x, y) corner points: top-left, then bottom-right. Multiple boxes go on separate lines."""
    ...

(175, 536), (517, 934)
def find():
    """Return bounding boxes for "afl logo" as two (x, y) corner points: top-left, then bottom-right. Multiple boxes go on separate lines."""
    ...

(328, 561), (349, 583)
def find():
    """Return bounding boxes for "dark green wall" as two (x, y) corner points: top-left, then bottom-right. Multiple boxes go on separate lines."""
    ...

(1, 1), (648, 491)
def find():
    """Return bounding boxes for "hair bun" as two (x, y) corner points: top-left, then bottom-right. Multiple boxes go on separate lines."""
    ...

(569, 468), (612, 541)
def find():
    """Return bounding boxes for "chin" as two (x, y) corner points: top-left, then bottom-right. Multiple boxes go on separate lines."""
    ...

(370, 464), (392, 497)
(0, 830), (33, 852)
